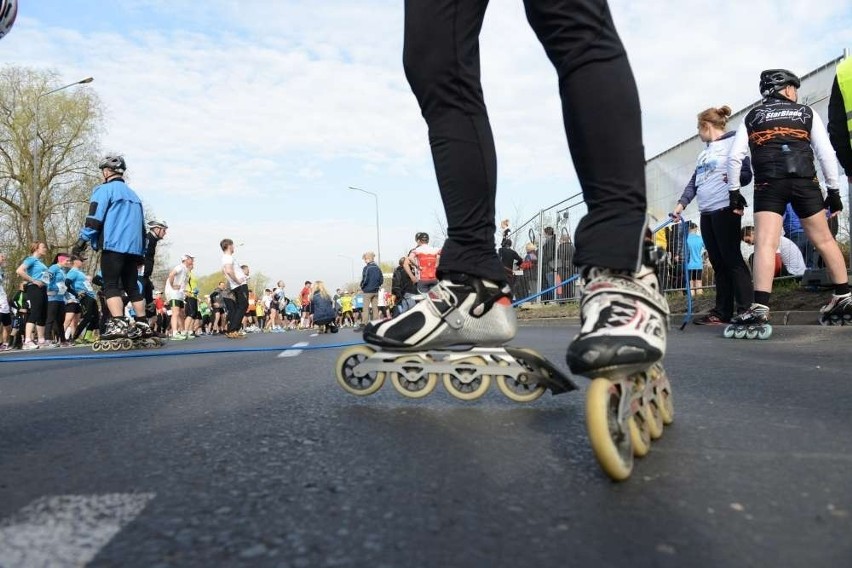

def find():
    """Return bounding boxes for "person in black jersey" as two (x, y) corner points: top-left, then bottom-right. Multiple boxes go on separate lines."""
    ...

(726, 69), (850, 326)
(363, 0), (669, 376)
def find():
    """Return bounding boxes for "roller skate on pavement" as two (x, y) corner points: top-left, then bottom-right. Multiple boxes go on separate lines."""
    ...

(723, 303), (772, 339)
(335, 274), (578, 402)
(566, 247), (674, 481)
(818, 293), (852, 326)
(133, 320), (167, 348)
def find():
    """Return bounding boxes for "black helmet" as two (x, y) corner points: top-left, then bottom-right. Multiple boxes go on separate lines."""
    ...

(415, 232), (429, 243)
(0, 0), (18, 40)
(98, 155), (127, 174)
(759, 69), (800, 98)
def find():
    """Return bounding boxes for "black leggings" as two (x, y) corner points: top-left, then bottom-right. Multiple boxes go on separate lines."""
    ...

(700, 208), (754, 319)
(25, 284), (47, 326)
(45, 301), (66, 342)
(403, 0), (647, 281)
(101, 250), (144, 302)
(76, 295), (100, 338)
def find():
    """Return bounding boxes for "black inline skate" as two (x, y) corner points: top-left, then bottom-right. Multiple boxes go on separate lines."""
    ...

(335, 275), (578, 402)
(566, 243), (674, 482)
(723, 303), (771, 339)
(818, 293), (852, 326)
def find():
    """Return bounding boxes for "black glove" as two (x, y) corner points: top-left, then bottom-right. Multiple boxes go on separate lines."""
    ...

(825, 189), (843, 214)
(729, 189), (748, 210)
(71, 238), (88, 259)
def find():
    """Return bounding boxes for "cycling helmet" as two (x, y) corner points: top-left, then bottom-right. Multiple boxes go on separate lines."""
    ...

(759, 69), (800, 98)
(415, 232), (429, 243)
(147, 219), (168, 230)
(0, 0), (17, 40)
(98, 155), (127, 174)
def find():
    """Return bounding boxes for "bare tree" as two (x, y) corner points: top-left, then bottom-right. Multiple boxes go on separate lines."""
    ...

(0, 66), (103, 261)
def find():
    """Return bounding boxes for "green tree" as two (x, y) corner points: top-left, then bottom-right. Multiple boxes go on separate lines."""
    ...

(0, 66), (103, 260)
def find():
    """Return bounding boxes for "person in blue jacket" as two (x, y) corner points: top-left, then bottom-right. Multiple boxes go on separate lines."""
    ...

(72, 155), (151, 340)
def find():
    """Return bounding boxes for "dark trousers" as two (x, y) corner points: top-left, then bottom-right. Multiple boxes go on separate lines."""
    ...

(76, 295), (99, 338)
(403, 0), (647, 282)
(700, 209), (754, 319)
(226, 285), (248, 332)
(101, 250), (144, 302)
(45, 301), (65, 342)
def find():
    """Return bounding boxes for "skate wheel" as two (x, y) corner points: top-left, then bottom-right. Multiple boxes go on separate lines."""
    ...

(495, 349), (546, 403)
(92, 342), (102, 352)
(585, 378), (633, 481)
(389, 355), (438, 399)
(628, 415), (650, 458)
(650, 365), (674, 425)
(335, 345), (385, 396)
(745, 328), (758, 340)
(122, 338), (133, 350)
(733, 328), (747, 339)
(642, 400), (664, 440)
(757, 325), (772, 339)
(442, 356), (492, 401)
(722, 325), (735, 338)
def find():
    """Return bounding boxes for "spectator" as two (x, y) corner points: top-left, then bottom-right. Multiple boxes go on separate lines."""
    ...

(15, 242), (49, 349)
(391, 257), (418, 316)
(556, 233), (576, 299)
(685, 222), (705, 296)
(742, 226), (806, 278)
(497, 238), (523, 298)
(672, 105), (754, 324)
(518, 242), (538, 301)
(310, 281), (338, 333)
(540, 226), (556, 301)
(359, 251), (383, 327)
(782, 204), (816, 269)
(404, 232), (441, 293)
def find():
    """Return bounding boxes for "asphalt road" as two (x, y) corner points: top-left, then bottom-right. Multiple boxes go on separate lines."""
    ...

(0, 324), (850, 567)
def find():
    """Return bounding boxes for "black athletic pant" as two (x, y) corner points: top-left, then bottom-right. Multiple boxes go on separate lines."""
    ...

(45, 301), (66, 342)
(403, 0), (647, 282)
(76, 295), (99, 339)
(101, 250), (144, 303)
(700, 208), (753, 320)
(226, 284), (249, 332)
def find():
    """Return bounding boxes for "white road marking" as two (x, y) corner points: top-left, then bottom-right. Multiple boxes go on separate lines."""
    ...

(277, 341), (309, 358)
(0, 493), (154, 567)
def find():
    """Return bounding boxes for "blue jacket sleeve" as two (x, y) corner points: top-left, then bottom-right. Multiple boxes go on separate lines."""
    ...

(80, 185), (109, 248)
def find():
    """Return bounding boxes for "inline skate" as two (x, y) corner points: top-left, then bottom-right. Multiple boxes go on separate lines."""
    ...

(723, 303), (772, 339)
(566, 245), (674, 482)
(818, 293), (852, 326)
(91, 318), (165, 351)
(335, 275), (578, 402)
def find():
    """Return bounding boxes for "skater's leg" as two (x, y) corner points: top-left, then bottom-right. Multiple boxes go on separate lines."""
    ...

(752, 211), (783, 303)
(700, 212), (734, 319)
(403, 0), (505, 282)
(524, 0), (647, 271)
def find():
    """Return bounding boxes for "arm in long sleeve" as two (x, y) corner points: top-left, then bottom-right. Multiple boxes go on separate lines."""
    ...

(811, 112), (841, 189)
(739, 155), (753, 187)
(79, 186), (109, 248)
(726, 123), (750, 192)
(677, 172), (697, 208)
(827, 78), (852, 174)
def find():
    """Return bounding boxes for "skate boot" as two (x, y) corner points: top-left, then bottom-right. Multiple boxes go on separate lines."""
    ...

(818, 293), (852, 326)
(133, 320), (164, 347)
(93, 317), (134, 352)
(723, 303), (771, 339)
(336, 274), (578, 402)
(570, 246), (674, 482)
(363, 274), (516, 350)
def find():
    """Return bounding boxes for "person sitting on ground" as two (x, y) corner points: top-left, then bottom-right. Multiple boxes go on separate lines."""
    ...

(741, 226), (806, 278)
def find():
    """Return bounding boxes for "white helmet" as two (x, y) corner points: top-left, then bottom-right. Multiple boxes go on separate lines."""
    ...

(0, 0), (18, 40)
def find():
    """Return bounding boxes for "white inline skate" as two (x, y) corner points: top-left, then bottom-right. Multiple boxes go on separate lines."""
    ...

(92, 318), (165, 351)
(818, 293), (852, 326)
(565, 247), (674, 482)
(335, 275), (578, 402)
(722, 303), (771, 339)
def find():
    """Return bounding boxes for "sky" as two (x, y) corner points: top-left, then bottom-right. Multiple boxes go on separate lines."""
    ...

(5, 1), (852, 291)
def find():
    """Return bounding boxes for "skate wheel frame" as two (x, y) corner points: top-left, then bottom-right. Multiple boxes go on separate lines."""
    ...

(495, 348), (547, 403)
(442, 355), (491, 401)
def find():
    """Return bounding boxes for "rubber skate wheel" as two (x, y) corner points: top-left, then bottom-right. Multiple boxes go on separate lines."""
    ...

(389, 355), (438, 399)
(495, 349), (546, 403)
(642, 400), (664, 440)
(628, 415), (650, 458)
(92, 342), (102, 352)
(335, 345), (385, 396)
(745, 328), (758, 340)
(733, 328), (747, 339)
(121, 338), (133, 350)
(649, 365), (674, 425)
(442, 356), (491, 401)
(585, 378), (633, 481)
(722, 325), (735, 338)
(757, 325), (772, 340)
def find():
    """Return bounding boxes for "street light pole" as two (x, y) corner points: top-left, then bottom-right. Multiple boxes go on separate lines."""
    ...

(31, 76), (94, 241)
(348, 186), (381, 268)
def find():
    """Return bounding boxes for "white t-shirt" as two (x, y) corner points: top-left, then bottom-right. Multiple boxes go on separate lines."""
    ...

(222, 253), (247, 290)
(166, 263), (188, 301)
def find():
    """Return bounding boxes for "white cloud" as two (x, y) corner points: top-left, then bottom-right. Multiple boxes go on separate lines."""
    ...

(5, 0), (852, 288)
